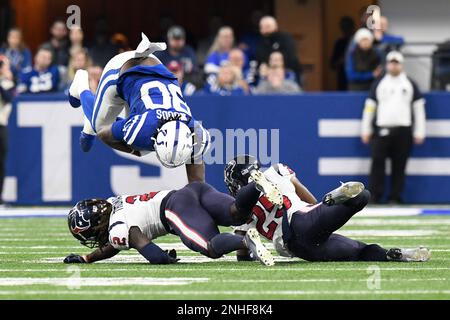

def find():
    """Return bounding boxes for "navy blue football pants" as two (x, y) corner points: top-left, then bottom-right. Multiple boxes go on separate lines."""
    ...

(164, 182), (254, 258)
(287, 190), (388, 261)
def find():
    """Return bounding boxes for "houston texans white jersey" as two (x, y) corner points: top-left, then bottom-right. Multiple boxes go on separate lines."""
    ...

(107, 190), (172, 250)
(235, 163), (311, 257)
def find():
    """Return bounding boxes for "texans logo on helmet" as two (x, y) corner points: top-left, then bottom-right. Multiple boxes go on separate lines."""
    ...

(70, 210), (91, 234)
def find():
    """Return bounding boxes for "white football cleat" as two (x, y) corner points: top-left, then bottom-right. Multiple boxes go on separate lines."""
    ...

(249, 169), (283, 206)
(68, 70), (90, 108)
(386, 246), (431, 262)
(244, 228), (275, 266)
(322, 181), (365, 206)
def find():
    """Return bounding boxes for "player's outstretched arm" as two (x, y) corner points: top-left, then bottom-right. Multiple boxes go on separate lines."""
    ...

(291, 176), (317, 204)
(128, 226), (178, 264)
(97, 124), (143, 156)
(64, 244), (119, 264)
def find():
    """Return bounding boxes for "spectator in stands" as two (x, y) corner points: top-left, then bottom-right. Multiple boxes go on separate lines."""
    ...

(228, 48), (250, 92)
(0, 55), (15, 205)
(67, 48), (92, 84)
(330, 16), (356, 91)
(259, 51), (297, 83)
(361, 51), (425, 204)
(346, 28), (381, 91)
(203, 63), (246, 96)
(204, 26), (236, 74)
(255, 16), (302, 83)
(89, 19), (118, 67)
(0, 28), (32, 81)
(253, 66), (301, 95)
(154, 26), (198, 78)
(87, 64), (103, 94)
(167, 60), (196, 96)
(373, 16), (405, 63)
(18, 46), (60, 94)
(68, 26), (86, 58)
(41, 19), (70, 66)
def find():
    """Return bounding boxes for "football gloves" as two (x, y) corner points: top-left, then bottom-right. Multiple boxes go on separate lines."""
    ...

(165, 249), (179, 264)
(63, 253), (87, 264)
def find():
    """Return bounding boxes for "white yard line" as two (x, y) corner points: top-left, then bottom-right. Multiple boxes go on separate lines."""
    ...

(0, 267), (448, 272)
(0, 277), (446, 287)
(0, 277), (209, 286)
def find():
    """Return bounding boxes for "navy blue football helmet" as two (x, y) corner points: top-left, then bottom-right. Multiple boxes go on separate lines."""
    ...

(67, 199), (111, 248)
(224, 154), (261, 196)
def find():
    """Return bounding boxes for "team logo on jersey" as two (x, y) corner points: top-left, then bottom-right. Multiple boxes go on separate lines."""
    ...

(69, 209), (91, 234)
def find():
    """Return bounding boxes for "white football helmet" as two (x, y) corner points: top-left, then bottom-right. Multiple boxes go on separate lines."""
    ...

(152, 121), (194, 168)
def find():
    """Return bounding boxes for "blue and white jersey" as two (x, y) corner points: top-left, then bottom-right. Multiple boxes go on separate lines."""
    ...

(111, 64), (208, 153)
(18, 66), (60, 93)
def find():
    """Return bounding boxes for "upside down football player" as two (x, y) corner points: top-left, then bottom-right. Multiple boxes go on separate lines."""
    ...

(225, 155), (431, 263)
(63, 170), (284, 266)
(68, 33), (209, 182)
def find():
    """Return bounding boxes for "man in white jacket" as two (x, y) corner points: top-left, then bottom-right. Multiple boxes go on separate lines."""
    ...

(361, 51), (426, 204)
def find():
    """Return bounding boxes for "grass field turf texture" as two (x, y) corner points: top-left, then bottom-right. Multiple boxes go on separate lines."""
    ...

(0, 212), (449, 300)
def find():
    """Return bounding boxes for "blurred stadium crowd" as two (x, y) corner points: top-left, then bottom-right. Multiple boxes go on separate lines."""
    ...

(0, 9), (439, 206)
(0, 12), (408, 97)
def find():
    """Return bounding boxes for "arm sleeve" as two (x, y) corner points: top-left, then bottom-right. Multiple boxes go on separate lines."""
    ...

(108, 221), (130, 250)
(361, 98), (377, 136)
(410, 79), (426, 139)
(412, 98), (426, 139)
(111, 118), (127, 141)
(138, 242), (170, 264)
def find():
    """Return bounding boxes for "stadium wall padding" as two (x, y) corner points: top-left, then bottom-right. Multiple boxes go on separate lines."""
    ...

(5, 92), (450, 205)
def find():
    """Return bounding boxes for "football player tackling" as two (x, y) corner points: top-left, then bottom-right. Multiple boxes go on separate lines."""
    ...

(225, 155), (431, 263)
(68, 33), (209, 182)
(64, 172), (283, 266)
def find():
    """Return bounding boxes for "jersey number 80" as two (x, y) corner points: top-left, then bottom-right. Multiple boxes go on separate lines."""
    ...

(140, 81), (192, 116)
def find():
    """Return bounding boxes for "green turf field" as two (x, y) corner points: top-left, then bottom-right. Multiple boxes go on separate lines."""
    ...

(0, 214), (449, 299)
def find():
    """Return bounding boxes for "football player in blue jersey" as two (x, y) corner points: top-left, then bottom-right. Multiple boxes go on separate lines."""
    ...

(68, 33), (209, 182)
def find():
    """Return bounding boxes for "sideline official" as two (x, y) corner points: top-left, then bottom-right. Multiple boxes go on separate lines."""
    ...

(361, 51), (426, 204)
